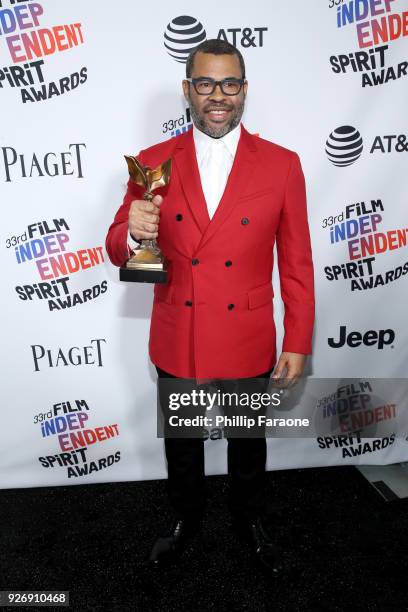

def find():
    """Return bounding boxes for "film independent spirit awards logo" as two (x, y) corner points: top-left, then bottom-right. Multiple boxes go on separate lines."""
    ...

(328, 0), (408, 88)
(0, 1), (87, 104)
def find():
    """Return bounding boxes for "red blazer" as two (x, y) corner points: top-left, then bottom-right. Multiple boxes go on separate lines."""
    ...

(106, 124), (315, 378)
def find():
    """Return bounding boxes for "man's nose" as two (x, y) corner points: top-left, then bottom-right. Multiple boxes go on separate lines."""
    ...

(209, 83), (226, 101)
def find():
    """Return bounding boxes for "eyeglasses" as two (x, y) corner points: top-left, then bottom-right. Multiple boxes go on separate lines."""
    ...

(185, 77), (245, 96)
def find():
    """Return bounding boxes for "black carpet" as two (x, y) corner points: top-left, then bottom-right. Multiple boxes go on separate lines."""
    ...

(1, 467), (407, 612)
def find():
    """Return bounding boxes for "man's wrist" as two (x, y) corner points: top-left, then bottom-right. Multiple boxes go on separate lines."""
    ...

(128, 229), (141, 249)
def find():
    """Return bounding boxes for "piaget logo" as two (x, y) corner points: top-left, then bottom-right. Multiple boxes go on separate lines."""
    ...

(0, 0), (87, 103)
(1, 143), (86, 182)
(31, 339), (107, 372)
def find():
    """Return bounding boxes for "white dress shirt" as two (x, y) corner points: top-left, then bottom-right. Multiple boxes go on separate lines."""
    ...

(193, 122), (241, 219)
(128, 123), (241, 249)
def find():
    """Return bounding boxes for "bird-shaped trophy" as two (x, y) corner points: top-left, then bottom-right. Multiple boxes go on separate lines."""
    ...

(119, 156), (171, 283)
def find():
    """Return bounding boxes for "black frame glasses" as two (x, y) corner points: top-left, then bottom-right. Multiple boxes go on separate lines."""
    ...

(185, 77), (245, 96)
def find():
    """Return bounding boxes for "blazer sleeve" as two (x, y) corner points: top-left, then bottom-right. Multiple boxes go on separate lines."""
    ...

(276, 152), (315, 355)
(105, 150), (145, 267)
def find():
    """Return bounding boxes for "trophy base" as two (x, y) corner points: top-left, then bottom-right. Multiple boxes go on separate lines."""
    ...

(120, 265), (167, 284)
(120, 244), (168, 283)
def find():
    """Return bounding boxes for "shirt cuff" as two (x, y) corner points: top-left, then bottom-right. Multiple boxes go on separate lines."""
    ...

(128, 229), (141, 251)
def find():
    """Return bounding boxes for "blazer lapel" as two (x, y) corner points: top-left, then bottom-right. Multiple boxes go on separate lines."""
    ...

(173, 129), (211, 236)
(197, 125), (257, 250)
(172, 124), (258, 249)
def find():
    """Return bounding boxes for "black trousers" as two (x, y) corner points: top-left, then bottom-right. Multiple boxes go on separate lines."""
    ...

(156, 365), (274, 521)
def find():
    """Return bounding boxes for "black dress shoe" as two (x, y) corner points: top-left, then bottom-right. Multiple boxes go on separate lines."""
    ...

(232, 515), (284, 575)
(148, 518), (201, 567)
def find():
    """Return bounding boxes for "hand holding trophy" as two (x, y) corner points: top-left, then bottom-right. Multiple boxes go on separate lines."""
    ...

(119, 156), (172, 283)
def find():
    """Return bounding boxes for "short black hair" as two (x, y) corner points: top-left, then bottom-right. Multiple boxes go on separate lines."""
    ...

(186, 39), (246, 79)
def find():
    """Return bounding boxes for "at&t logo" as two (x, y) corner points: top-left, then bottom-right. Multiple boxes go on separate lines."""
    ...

(326, 125), (408, 166)
(326, 125), (363, 167)
(164, 15), (267, 64)
(164, 16), (206, 64)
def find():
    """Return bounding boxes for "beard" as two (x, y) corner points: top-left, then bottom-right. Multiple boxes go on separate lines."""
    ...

(187, 95), (245, 138)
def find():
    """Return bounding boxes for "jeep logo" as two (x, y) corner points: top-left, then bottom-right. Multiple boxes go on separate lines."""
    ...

(328, 325), (395, 349)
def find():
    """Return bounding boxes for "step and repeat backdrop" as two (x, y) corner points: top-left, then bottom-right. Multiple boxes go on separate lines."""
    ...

(1, 0), (407, 488)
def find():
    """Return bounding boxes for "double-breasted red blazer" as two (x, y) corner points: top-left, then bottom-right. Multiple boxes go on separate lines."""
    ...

(106, 124), (315, 378)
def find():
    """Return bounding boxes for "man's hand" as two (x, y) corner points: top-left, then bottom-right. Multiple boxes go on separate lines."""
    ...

(271, 352), (307, 388)
(128, 194), (162, 241)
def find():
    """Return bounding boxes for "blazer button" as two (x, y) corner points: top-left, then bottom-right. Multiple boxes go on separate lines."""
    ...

(225, 260), (232, 267)
(192, 258), (199, 266)
(241, 217), (249, 225)
(185, 300), (192, 307)
(227, 303), (235, 310)
(176, 213), (183, 221)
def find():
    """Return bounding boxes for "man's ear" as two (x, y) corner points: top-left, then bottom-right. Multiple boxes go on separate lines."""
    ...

(182, 80), (190, 101)
(243, 80), (248, 97)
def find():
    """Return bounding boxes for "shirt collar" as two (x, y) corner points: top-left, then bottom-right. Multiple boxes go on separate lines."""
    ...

(193, 122), (242, 163)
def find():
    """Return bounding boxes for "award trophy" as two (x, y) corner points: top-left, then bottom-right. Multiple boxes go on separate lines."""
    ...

(119, 156), (171, 283)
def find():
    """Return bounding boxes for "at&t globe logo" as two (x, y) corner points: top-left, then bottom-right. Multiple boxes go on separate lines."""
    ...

(164, 16), (207, 64)
(326, 125), (363, 167)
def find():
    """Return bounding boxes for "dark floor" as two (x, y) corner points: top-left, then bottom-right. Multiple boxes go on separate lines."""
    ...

(0, 467), (407, 612)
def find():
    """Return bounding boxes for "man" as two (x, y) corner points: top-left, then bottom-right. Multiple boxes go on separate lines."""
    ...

(106, 39), (315, 573)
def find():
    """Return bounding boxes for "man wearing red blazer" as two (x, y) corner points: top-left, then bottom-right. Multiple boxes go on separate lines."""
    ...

(106, 39), (315, 573)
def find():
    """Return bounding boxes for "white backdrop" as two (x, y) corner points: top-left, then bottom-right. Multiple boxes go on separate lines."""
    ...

(1, 0), (407, 488)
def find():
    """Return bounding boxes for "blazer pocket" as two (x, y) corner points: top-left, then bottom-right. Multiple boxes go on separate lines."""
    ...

(247, 282), (273, 309)
(154, 284), (174, 304)
(238, 187), (276, 203)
